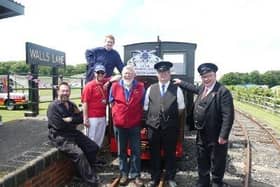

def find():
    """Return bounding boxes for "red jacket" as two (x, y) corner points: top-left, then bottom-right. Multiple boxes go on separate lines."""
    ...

(110, 80), (144, 128)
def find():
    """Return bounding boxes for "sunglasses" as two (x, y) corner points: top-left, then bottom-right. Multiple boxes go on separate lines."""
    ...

(96, 71), (105, 75)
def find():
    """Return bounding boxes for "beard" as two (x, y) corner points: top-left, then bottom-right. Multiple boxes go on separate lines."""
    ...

(60, 95), (69, 102)
(123, 79), (133, 87)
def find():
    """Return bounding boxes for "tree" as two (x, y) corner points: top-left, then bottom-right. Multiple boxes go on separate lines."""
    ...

(262, 71), (280, 87)
(220, 72), (245, 85)
(249, 71), (261, 85)
(10, 61), (29, 74)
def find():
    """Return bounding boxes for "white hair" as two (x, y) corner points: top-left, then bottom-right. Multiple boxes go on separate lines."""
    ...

(122, 64), (136, 75)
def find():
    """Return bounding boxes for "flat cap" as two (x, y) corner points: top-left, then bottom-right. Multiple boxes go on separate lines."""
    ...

(197, 63), (218, 75)
(154, 61), (173, 72)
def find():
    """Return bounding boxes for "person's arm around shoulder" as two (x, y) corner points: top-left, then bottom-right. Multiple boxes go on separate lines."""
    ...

(103, 75), (122, 90)
(173, 78), (199, 94)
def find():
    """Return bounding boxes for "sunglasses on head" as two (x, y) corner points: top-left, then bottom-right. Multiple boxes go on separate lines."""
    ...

(96, 71), (105, 75)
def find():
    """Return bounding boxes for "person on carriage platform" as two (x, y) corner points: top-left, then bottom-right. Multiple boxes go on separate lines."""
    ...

(144, 61), (185, 187)
(173, 62), (235, 187)
(85, 34), (124, 83)
(109, 65), (145, 186)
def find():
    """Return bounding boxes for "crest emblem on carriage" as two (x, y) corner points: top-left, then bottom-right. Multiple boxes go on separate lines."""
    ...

(127, 50), (162, 76)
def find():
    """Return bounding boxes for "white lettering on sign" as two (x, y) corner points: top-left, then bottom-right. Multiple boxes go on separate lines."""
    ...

(28, 48), (65, 65)
(26, 42), (65, 67)
(29, 49), (50, 63)
(52, 54), (65, 65)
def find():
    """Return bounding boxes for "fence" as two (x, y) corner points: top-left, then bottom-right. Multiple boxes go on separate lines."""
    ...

(233, 92), (280, 115)
(0, 73), (84, 110)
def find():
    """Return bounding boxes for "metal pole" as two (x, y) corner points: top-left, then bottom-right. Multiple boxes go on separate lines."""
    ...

(7, 72), (10, 101)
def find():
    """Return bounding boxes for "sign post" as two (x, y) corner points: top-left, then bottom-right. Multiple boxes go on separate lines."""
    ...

(25, 42), (65, 116)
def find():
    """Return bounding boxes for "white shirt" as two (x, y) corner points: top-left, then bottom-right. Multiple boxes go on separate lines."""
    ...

(144, 81), (185, 111)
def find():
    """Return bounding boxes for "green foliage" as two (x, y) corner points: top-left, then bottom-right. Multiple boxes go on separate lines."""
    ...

(10, 62), (29, 74)
(220, 70), (280, 87)
(229, 85), (274, 97)
(0, 60), (86, 76)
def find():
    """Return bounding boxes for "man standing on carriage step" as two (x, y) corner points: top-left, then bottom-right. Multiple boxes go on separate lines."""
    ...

(85, 34), (124, 83)
(47, 82), (99, 187)
(173, 63), (235, 187)
(144, 61), (185, 187)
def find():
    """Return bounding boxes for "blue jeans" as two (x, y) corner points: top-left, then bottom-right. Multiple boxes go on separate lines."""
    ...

(114, 126), (141, 178)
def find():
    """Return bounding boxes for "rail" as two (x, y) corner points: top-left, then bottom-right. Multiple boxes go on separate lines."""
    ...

(235, 109), (280, 187)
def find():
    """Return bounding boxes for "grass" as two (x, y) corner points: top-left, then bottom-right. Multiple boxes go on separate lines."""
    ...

(1, 99), (280, 136)
(0, 98), (82, 123)
(234, 100), (280, 135)
(1, 88), (82, 123)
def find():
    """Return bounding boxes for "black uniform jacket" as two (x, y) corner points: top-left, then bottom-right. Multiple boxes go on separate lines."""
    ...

(179, 81), (234, 144)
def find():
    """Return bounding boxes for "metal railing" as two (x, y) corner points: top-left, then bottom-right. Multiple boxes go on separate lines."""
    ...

(233, 92), (280, 115)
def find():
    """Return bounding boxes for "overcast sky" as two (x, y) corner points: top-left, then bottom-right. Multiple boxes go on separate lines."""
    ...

(1, 0), (280, 80)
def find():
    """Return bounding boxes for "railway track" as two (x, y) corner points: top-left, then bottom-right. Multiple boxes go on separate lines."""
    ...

(233, 110), (280, 187)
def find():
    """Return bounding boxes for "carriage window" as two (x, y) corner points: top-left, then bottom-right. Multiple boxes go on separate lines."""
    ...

(163, 53), (186, 75)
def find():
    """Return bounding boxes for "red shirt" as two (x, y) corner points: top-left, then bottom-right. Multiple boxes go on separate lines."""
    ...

(82, 78), (109, 117)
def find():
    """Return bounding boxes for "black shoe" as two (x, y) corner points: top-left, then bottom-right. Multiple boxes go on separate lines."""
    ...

(167, 180), (177, 187)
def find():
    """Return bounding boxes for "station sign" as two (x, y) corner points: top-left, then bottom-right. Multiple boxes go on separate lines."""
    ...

(26, 42), (65, 67)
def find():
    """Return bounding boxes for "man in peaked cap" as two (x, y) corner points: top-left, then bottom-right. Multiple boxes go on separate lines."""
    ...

(173, 62), (234, 187)
(144, 61), (185, 187)
(154, 61), (173, 72)
(197, 62), (218, 76)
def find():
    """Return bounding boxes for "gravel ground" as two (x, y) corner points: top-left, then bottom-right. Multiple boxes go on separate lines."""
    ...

(68, 128), (243, 187)
(67, 112), (280, 187)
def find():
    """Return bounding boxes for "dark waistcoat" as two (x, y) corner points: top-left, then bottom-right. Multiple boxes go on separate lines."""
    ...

(146, 83), (179, 130)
